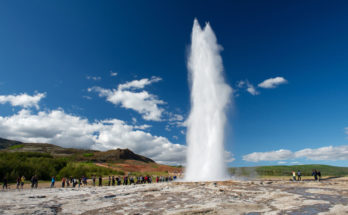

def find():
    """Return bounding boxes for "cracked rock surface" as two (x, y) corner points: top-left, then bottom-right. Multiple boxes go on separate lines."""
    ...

(1, 178), (348, 214)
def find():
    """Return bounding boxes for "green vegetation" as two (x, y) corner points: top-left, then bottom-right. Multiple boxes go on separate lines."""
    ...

(128, 171), (171, 177)
(8, 144), (24, 150)
(83, 153), (94, 157)
(0, 138), (22, 149)
(0, 152), (123, 182)
(57, 162), (124, 179)
(0, 152), (67, 182)
(230, 165), (348, 177)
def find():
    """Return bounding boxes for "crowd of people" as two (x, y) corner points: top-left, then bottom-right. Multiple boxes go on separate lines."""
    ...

(291, 169), (322, 181)
(291, 170), (302, 181)
(2, 174), (177, 190)
(312, 169), (322, 181)
(2, 170), (325, 189)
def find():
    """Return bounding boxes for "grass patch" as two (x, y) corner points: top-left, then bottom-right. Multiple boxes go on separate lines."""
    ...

(8, 144), (24, 150)
(83, 153), (94, 157)
(57, 162), (124, 178)
(230, 164), (348, 177)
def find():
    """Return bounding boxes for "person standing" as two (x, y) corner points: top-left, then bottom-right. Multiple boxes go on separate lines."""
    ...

(116, 177), (121, 185)
(317, 170), (321, 181)
(50, 176), (55, 188)
(31, 175), (35, 188)
(2, 176), (8, 189)
(34, 175), (38, 188)
(62, 177), (66, 188)
(297, 170), (301, 181)
(21, 176), (25, 189)
(98, 176), (102, 186)
(112, 176), (115, 186)
(108, 176), (111, 186)
(312, 170), (318, 181)
(16, 176), (21, 189)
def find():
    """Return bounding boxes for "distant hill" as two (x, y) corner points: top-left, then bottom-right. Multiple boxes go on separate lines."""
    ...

(0, 137), (154, 163)
(0, 138), (178, 182)
(230, 164), (348, 177)
(0, 137), (22, 149)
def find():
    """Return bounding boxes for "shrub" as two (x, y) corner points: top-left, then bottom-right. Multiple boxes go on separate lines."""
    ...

(83, 153), (94, 157)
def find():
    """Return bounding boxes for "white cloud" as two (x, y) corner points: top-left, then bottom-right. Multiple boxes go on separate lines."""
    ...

(88, 77), (165, 121)
(0, 108), (186, 165)
(131, 117), (137, 124)
(0, 109), (97, 148)
(243, 145), (348, 162)
(118, 76), (161, 90)
(291, 161), (302, 165)
(258, 77), (287, 89)
(0, 92), (46, 109)
(243, 149), (293, 162)
(278, 161), (287, 164)
(237, 80), (245, 88)
(169, 113), (184, 122)
(110, 71), (118, 77)
(294, 146), (348, 161)
(167, 113), (185, 127)
(86, 76), (101, 81)
(246, 82), (259, 96)
(133, 124), (151, 130)
(236, 80), (259, 96)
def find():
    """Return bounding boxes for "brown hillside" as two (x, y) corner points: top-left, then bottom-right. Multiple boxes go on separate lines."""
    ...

(0, 137), (155, 163)
(96, 160), (182, 175)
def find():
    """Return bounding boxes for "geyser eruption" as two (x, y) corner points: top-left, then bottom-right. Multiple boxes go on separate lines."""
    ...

(185, 19), (232, 181)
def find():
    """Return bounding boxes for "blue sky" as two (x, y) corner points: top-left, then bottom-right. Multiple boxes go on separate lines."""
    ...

(1, 1), (348, 166)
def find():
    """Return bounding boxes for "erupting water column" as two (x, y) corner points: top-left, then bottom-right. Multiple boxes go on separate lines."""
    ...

(185, 19), (232, 181)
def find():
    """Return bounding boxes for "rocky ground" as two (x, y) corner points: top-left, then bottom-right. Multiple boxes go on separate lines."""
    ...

(1, 178), (348, 215)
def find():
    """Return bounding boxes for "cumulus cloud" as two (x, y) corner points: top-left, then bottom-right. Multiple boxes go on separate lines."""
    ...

(86, 76), (101, 81)
(243, 145), (348, 162)
(258, 77), (287, 89)
(243, 149), (293, 162)
(88, 77), (165, 121)
(0, 109), (186, 165)
(294, 146), (348, 161)
(0, 92), (46, 109)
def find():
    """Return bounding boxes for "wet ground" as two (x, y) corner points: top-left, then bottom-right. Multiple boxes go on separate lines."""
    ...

(1, 178), (348, 214)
